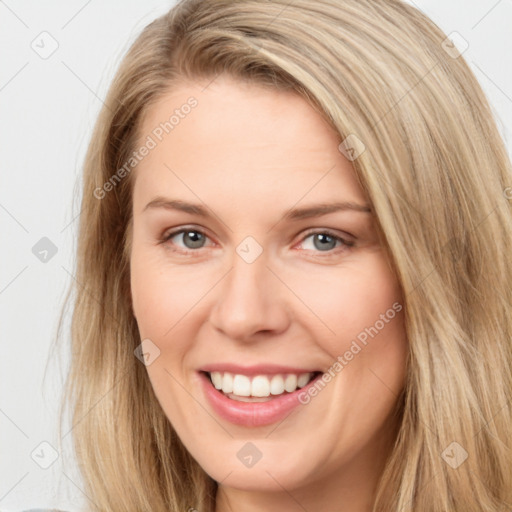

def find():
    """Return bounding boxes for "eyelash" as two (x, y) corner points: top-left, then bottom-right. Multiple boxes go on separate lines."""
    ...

(159, 227), (355, 257)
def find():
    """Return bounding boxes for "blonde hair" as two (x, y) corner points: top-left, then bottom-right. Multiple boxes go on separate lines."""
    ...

(59, 0), (512, 510)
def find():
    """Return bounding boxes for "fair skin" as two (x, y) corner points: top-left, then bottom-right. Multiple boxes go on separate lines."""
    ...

(129, 74), (408, 512)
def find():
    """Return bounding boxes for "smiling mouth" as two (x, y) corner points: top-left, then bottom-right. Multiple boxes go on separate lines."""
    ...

(203, 370), (322, 402)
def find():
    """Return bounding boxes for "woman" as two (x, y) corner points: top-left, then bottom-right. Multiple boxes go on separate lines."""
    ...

(57, 0), (512, 510)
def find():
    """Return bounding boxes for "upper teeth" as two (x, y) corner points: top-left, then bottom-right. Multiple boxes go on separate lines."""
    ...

(209, 371), (314, 397)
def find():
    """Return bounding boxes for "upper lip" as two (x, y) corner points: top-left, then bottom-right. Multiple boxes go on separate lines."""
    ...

(199, 363), (322, 376)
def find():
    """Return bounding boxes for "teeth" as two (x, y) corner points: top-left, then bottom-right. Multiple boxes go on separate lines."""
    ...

(270, 375), (284, 395)
(284, 374), (297, 392)
(251, 375), (270, 397)
(208, 371), (315, 398)
(297, 373), (310, 388)
(211, 372), (222, 390)
(222, 372), (233, 393)
(233, 374), (251, 396)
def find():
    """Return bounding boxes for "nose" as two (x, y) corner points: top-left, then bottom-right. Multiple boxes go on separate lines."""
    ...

(208, 248), (290, 342)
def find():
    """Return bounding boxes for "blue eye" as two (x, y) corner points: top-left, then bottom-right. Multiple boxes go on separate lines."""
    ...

(299, 231), (354, 252)
(160, 228), (354, 256)
(162, 229), (210, 250)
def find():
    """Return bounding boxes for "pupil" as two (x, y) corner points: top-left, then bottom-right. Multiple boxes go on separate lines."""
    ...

(181, 232), (337, 251)
(315, 234), (335, 251)
(185, 231), (204, 248)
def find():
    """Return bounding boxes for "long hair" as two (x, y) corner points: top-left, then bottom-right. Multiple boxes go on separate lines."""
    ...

(59, 0), (512, 510)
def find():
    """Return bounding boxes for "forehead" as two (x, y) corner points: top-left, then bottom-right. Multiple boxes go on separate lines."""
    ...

(132, 76), (368, 214)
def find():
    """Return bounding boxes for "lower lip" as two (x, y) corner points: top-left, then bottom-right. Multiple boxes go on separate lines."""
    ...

(198, 371), (322, 427)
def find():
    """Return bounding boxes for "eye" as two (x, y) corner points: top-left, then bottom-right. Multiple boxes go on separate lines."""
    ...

(297, 229), (355, 255)
(160, 228), (213, 253)
(159, 227), (355, 256)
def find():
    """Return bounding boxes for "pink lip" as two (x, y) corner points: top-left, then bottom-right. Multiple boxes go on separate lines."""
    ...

(198, 370), (322, 427)
(199, 363), (320, 376)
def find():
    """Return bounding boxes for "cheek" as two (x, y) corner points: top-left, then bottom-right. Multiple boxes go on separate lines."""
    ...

(297, 252), (407, 391)
(292, 252), (403, 341)
(130, 247), (221, 370)
(130, 252), (199, 406)
(130, 262), (171, 336)
(130, 248), (202, 336)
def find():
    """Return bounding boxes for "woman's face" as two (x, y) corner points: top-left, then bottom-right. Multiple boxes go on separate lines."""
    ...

(130, 75), (408, 506)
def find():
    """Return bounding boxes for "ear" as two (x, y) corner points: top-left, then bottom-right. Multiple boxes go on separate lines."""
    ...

(127, 278), (137, 321)
(123, 222), (136, 320)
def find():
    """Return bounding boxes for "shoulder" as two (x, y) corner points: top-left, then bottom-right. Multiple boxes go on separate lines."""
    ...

(0, 509), (68, 512)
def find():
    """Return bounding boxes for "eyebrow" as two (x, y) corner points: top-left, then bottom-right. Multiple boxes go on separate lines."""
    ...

(143, 197), (372, 220)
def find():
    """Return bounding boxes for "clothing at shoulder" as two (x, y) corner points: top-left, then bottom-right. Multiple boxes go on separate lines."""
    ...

(22, 509), (68, 512)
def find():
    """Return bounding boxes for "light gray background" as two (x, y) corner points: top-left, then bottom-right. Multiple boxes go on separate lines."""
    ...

(1, 1), (511, 510)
